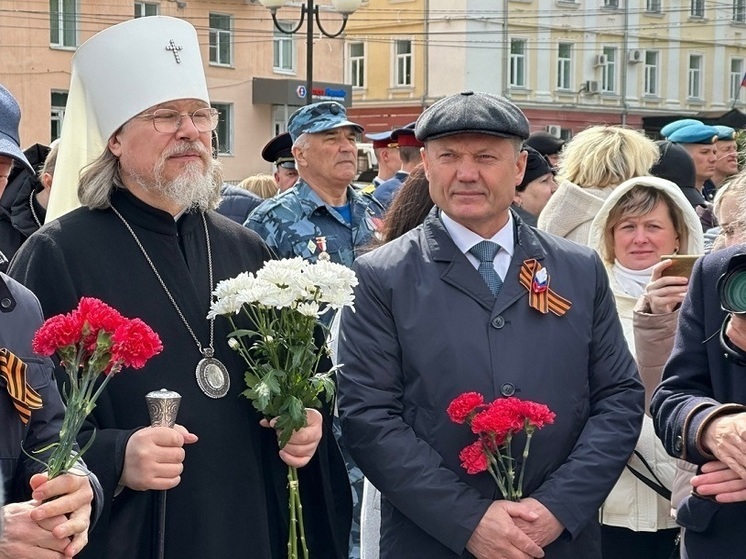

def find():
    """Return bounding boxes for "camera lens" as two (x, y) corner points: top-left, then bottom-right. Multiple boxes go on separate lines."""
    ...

(719, 259), (746, 314)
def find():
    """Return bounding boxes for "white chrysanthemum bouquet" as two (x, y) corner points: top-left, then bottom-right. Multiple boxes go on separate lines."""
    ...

(208, 257), (357, 559)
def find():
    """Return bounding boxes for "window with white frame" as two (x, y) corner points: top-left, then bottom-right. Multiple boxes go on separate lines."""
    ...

(273, 23), (295, 72)
(644, 51), (659, 95)
(272, 105), (291, 137)
(604, 0), (619, 8)
(134, 2), (159, 17)
(349, 42), (365, 89)
(209, 13), (232, 66)
(688, 54), (703, 98)
(602, 47), (617, 93)
(730, 59), (744, 100)
(646, 0), (661, 11)
(735, 0), (746, 22)
(510, 39), (527, 88)
(691, 0), (705, 17)
(394, 40), (412, 87)
(50, 0), (77, 48)
(557, 43), (572, 90)
(212, 103), (232, 155)
(50, 91), (68, 141)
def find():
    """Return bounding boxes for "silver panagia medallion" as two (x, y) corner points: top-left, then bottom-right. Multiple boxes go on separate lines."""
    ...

(196, 356), (230, 399)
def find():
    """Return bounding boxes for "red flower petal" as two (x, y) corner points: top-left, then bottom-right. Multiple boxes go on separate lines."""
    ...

(459, 440), (489, 474)
(447, 392), (484, 424)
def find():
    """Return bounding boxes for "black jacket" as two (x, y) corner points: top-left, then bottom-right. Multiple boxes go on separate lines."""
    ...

(0, 144), (49, 272)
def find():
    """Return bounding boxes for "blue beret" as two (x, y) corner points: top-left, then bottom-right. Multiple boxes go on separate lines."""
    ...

(660, 119), (703, 139)
(415, 91), (530, 142)
(667, 123), (718, 145)
(713, 125), (736, 140)
(287, 101), (363, 142)
(365, 130), (393, 141)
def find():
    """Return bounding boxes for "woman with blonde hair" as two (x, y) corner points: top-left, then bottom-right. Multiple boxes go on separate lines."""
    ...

(538, 125), (660, 245)
(238, 173), (279, 199)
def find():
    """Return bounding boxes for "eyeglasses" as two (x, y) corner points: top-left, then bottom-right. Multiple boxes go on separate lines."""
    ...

(137, 108), (220, 133)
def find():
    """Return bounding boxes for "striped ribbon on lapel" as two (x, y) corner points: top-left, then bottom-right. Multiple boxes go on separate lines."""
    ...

(0, 348), (43, 425)
(519, 259), (572, 317)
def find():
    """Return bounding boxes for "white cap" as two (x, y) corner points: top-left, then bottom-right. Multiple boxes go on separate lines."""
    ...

(47, 16), (210, 221)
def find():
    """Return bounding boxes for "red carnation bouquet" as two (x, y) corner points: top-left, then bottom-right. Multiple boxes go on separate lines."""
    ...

(447, 393), (555, 501)
(32, 297), (162, 478)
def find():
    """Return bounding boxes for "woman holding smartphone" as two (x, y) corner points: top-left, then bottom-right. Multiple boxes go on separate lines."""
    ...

(588, 176), (704, 559)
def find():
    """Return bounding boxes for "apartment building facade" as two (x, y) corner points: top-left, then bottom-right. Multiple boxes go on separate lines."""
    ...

(2, 0), (350, 181)
(345, 0), (746, 139)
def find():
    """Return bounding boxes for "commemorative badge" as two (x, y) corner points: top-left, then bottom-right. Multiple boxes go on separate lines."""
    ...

(519, 259), (571, 316)
(315, 236), (330, 261)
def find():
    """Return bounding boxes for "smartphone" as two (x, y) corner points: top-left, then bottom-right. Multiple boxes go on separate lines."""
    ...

(660, 255), (700, 279)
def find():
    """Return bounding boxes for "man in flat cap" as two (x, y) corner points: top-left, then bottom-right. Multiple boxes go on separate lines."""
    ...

(246, 101), (384, 268)
(337, 90), (643, 558)
(374, 122), (424, 209)
(10, 16), (351, 559)
(365, 130), (401, 188)
(262, 131), (299, 192)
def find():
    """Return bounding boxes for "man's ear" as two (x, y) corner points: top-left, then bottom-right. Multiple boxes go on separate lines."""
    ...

(108, 132), (123, 158)
(292, 145), (306, 168)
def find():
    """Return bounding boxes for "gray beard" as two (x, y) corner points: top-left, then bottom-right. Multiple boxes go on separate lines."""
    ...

(134, 158), (219, 212)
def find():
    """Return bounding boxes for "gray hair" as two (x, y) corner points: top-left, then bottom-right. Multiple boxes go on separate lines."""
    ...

(78, 148), (121, 210)
(293, 133), (312, 152)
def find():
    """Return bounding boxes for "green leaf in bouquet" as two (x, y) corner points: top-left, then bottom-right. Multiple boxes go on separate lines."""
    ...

(262, 369), (281, 395)
(229, 328), (259, 338)
(243, 370), (261, 389)
(252, 381), (272, 411)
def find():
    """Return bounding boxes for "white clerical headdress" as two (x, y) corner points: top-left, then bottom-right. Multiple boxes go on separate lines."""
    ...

(47, 16), (210, 221)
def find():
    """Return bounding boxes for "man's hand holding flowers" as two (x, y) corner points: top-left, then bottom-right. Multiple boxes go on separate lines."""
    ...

(261, 408), (323, 468)
(1, 469), (94, 559)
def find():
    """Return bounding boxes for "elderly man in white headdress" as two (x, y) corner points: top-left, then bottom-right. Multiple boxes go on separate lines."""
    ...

(9, 16), (351, 559)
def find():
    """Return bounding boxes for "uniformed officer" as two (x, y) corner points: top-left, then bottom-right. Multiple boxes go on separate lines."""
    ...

(667, 122), (719, 194)
(667, 121), (719, 229)
(365, 130), (400, 188)
(710, 125), (739, 191)
(374, 122), (424, 209)
(245, 101), (384, 268)
(261, 131), (299, 192)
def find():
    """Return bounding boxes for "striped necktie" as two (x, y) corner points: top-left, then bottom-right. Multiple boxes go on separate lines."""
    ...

(469, 241), (503, 297)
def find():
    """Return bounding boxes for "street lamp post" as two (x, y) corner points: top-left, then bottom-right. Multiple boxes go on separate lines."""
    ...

(259, 0), (362, 106)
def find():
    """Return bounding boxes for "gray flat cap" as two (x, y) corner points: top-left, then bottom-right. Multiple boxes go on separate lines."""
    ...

(415, 91), (530, 142)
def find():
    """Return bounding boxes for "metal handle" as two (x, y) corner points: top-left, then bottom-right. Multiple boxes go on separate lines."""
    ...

(146, 389), (182, 428)
(145, 389), (181, 559)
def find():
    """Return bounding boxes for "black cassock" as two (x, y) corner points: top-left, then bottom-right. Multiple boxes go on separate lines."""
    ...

(9, 188), (352, 559)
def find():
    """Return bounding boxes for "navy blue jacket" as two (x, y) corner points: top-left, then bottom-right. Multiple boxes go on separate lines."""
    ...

(216, 183), (263, 224)
(338, 208), (644, 558)
(652, 245), (746, 558)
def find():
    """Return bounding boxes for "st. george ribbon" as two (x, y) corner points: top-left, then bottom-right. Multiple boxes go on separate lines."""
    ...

(146, 389), (182, 559)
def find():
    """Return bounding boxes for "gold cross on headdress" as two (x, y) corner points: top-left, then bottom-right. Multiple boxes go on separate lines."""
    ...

(166, 39), (182, 63)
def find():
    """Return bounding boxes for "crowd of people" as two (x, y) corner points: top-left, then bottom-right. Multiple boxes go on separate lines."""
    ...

(3, 14), (746, 559)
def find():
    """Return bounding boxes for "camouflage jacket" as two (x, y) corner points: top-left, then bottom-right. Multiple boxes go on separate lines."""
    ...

(245, 179), (384, 267)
